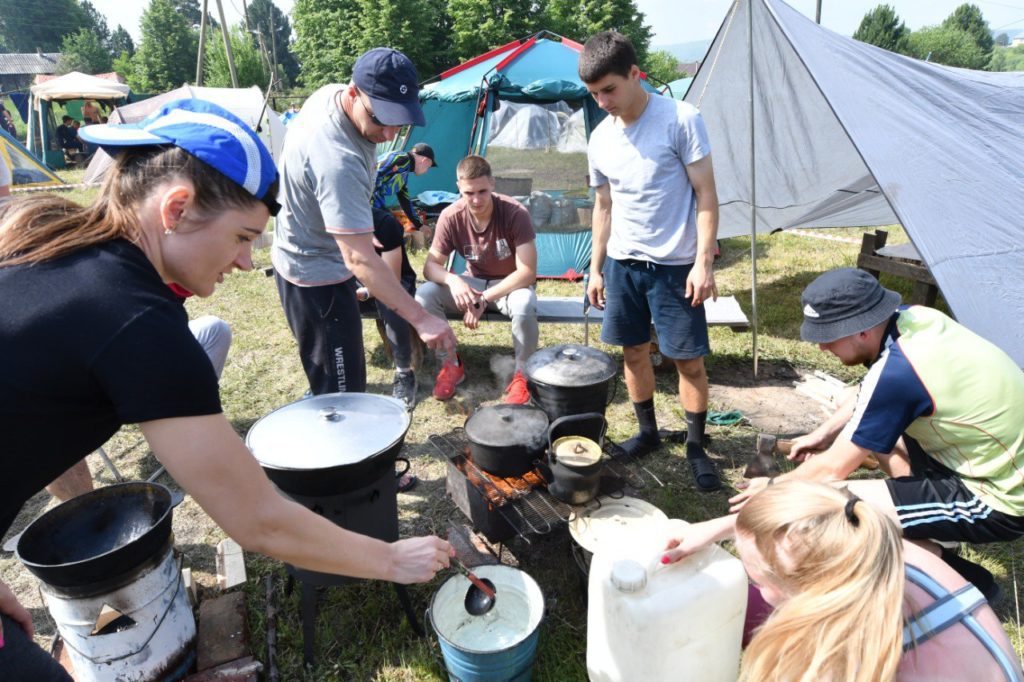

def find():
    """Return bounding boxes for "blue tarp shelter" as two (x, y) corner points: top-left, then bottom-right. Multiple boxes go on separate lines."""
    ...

(397, 32), (658, 279)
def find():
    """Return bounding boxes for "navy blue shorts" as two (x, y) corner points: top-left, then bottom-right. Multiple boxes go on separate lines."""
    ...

(601, 258), (710, 360)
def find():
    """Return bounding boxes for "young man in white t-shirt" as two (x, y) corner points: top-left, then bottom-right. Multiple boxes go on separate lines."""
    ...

(580, 31), (722, 491)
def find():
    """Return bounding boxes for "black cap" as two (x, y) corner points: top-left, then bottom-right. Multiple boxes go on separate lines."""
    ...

(800, 268), (901, 343)
(411, 142), (437, 167)
(351, 48), (425, 127)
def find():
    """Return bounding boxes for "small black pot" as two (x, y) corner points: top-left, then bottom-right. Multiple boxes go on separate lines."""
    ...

(17, 482), (175, 592)
(464, 405), (549, 478)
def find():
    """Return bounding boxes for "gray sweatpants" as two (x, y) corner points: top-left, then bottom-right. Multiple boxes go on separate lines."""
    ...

(415, 276), (538, 369)
(189, 315), (232, 379)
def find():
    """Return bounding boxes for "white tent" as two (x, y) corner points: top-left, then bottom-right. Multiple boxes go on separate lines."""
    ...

(489, 102), (567, 149)
(556, 108), (587, 153)
(85, 85), (286, 185)
(690, 0), (1024, 366)
(30, 72), (130, 102)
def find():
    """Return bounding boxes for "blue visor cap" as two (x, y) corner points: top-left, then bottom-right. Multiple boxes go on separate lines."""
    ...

(79, 98), (279, 213)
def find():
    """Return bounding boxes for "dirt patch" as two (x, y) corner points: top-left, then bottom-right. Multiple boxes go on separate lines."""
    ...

(707, 360), (848, 436)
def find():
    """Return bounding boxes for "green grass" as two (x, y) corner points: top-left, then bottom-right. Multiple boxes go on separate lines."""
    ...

(2, 166), (1022, 680)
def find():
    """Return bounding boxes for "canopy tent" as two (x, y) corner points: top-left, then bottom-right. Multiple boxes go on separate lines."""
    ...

(27, 72), (131, 170)
(84, 85), (286, 185)
(688, 0), (1024, 367)
(0, 127), (63, 189)
(30, 72), (131, 102)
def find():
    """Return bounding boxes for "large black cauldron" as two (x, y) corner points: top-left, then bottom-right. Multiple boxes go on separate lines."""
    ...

(246, 393), (411, 497)
(525, 345), (616, 433)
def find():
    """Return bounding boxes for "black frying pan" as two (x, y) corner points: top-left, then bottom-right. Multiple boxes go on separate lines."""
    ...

(17, 482), (177, 590)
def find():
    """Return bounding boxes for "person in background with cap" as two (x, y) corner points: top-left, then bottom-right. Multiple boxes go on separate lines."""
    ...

(373, 142), (437, 232)
(272, 47), (456, 401)
(730, 267), (1024, 601)
(0, 99), (452, 681)
(358, 142), (439, 413)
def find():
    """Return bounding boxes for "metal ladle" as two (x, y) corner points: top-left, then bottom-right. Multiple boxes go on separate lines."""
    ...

(451, 557), (496, 616)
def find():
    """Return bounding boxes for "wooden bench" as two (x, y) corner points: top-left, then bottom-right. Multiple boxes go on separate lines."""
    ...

(856, 230), (939, 306)
(363, 292), (749, 370)
(362, 293), (749, 330)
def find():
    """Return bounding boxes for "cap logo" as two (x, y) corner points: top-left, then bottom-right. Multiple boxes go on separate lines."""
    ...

(803, 304), (820, 318)
(400, 84), (408, 94)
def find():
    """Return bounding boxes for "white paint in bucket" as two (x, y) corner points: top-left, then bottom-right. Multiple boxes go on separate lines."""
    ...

(430, 564), (545, 681)
(40, 545), (196, 682)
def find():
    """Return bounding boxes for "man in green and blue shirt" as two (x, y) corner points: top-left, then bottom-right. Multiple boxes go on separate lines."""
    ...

(734, 268), (1024, 600)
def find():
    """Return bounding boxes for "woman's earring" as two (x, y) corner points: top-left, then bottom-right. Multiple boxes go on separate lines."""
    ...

(164, 225), (175, 236)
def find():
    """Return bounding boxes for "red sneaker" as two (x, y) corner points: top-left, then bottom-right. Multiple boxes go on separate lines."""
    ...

(432, 356), (465, 400)
(504, 370), (531, 405)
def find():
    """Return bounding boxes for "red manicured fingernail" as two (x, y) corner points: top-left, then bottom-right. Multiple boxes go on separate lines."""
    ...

(661, 555), (671, 564)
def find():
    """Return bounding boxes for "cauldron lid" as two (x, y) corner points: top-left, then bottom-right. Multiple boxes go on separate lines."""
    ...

(246, 393), (410, 470)
(464, 404), (548, 448)
(524, 344), (616, 387)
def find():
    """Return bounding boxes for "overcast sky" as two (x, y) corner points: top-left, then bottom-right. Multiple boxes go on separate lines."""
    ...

(88, 0), (1024, 45)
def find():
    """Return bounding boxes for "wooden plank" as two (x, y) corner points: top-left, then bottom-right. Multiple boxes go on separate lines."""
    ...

(361, 295), (750, 329)
(856, 253), (937, 285)
(216, 539), (247, 591)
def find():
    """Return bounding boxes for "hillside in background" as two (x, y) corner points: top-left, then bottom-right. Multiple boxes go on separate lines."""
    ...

(652, 39), (712, 64)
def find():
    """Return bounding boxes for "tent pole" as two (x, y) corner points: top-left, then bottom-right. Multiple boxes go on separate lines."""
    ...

(196, 0), (209, 85)
(214, 0), (239, 88)
(748, 0), (759, 379)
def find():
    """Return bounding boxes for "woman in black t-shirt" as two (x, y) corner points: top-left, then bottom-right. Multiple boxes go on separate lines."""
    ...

(0, 99), (451, 677)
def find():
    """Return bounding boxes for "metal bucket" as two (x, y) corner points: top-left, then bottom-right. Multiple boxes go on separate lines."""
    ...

(429, 565), (544, 682)
(38, 543), (195, 681)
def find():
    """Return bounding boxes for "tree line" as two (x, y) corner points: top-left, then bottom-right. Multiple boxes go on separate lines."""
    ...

(0, 0), (684, 95)
(853, 3), (1022, 72)
(0, 0), (299, 92)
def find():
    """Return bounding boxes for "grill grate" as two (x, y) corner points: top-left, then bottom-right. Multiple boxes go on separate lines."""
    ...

(431, 429), (662, 544)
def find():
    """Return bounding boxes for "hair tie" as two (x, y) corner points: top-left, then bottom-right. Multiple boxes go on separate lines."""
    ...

(844, 496), (860, 526)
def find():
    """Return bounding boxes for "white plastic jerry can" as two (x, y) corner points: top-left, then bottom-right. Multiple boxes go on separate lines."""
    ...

(586, 520), (748, 682)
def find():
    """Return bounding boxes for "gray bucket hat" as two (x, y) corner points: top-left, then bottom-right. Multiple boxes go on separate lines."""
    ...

(800, 269), (901, 344)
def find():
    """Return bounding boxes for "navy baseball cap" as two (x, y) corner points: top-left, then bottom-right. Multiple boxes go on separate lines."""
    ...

(800, 269), (901, 343)
(79, 98), (280, 215)
(411, 142), (437, 167)
(352, 48), (425, 127)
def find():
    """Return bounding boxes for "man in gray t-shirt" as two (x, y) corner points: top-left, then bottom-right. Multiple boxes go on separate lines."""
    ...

(272, 48), (455, 399)
(580, 31), (721, 492)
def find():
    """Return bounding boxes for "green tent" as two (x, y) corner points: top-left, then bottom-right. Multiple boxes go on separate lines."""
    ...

(664, 77), (694, 100)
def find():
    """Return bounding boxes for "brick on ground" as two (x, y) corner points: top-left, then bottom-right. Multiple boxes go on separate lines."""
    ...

(196, 592), (250, 672)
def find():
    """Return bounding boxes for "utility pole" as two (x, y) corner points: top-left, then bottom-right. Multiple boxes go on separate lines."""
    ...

(815, 0), (822, 24)
(240, 0), (251, 32)
(195, 0), (209, 85)
(214, 0), (239, 88)
(254, 29), (273, 84)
